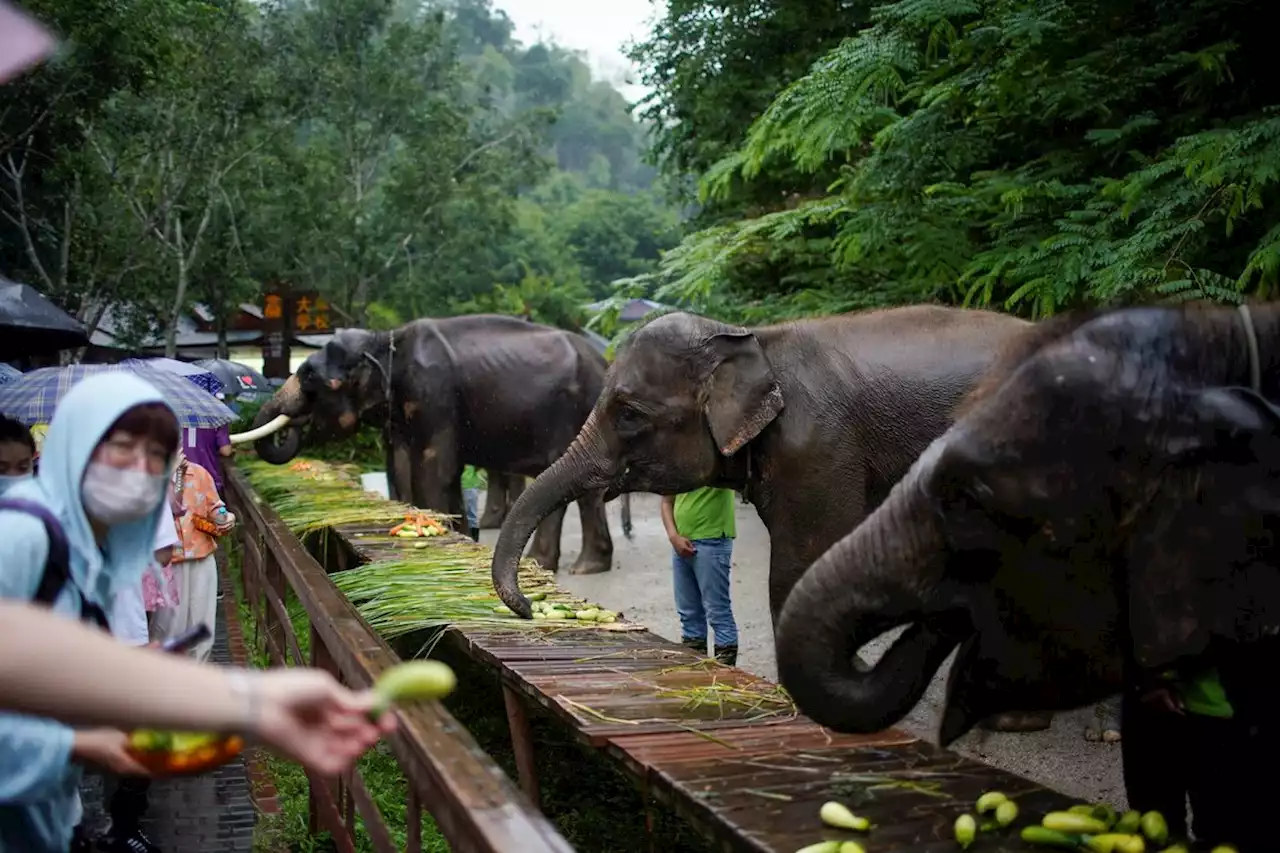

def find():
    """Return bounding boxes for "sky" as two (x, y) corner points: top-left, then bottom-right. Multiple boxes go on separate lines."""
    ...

(493, 0), (663, 103)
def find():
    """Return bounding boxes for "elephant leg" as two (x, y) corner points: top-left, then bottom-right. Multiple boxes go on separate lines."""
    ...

(525, 504), (567, 573)
(409, 434), (464, 530)
(386, 429), (414, 504)
(1082, 696), (1122, 743)
(479, 471), (508, 529)
(981, 711), (1055, 734)
(567, 489), (613, 575)
(505, 473), (526, 512)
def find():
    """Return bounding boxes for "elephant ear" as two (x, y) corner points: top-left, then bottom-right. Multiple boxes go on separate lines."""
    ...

(703, 329), (784, 456)
(1128, 385), (1280, 670)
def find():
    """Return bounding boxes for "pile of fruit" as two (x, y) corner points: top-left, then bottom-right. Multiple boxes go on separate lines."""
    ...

(389, 513), (449, 538)
(492, 592), (618, 623)
(791, 794), (1239, 852)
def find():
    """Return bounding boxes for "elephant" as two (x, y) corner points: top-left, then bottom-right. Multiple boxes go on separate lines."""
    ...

(229, 313), (632, 574)
(480, 472), (527, 529)
(489, 306), (1035, 673)
(773, 302), (1280, 748)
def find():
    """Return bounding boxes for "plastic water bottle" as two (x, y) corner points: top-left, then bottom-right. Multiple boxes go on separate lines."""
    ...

(214, 506), (229, 524)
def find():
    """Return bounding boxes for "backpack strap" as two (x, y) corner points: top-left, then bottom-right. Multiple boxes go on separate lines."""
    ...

(0, 498), (111, 632)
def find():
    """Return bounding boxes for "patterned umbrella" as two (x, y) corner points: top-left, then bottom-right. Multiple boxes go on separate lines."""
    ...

(120, 357), (224, 396)
(0, 364), (236, 428)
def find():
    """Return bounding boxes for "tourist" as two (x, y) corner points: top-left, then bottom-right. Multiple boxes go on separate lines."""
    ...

(151, 450), (234, 663)
(0, 599), (395, 775)
(0, 414), (35, 495)
(0, 373), (182, 853)
(659, 487), (740, 666)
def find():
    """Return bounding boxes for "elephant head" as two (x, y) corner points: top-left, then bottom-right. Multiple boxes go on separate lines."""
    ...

(775, 308), (1280, 744)
(490, 312), (785, 616)
(229, 329), (390, 463)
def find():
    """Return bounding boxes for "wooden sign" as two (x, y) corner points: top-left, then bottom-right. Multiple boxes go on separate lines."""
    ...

(260, 285), (291, 378)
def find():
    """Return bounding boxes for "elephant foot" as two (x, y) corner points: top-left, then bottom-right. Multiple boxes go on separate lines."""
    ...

(979, 711), (1054, 733)
(1083, 726), (1122, 744)
(566, 554), (612, 575)
(525, 550), (560, 573)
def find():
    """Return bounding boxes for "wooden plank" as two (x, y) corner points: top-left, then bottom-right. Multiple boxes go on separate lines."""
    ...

(607, 724), (1075, 853)
(225, 470), (576, 853)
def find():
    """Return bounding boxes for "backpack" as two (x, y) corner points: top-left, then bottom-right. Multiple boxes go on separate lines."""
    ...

(0, 497), (110, 631)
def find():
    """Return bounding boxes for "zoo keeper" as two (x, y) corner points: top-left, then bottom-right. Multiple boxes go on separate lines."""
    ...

(661, 487), (740, 666)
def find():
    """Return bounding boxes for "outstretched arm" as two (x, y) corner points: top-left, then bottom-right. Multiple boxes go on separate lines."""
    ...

(0, 601), (395, 776)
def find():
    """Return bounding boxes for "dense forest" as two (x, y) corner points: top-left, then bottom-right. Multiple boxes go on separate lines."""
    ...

(599, 0), (1280, 333)
(0, 0), (681, 351)
(4, 0), (1278, 350)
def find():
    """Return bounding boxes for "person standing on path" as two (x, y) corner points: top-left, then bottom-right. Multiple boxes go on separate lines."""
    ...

(461, 465), (486, 542)
(660, 487), (739, 666)
(180, 416), (233, 600)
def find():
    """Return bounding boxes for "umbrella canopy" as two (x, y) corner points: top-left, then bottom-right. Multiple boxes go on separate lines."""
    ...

(0, 364), (236, 429)
(120, 357), (223, 396)
(194, 358), (270, 399)
(0, 363), (22, 386)
(0, 279), (89, 358)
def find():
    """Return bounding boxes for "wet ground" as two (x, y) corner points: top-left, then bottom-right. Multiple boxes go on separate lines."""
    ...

(479, 491), (1127, 808)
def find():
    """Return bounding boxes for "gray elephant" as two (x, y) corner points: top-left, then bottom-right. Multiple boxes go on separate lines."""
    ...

(480, 472), (526, 528)
(772, 303), (1280, 748)
(229, 314), (631, 574)
(489, 307), (1050, 728)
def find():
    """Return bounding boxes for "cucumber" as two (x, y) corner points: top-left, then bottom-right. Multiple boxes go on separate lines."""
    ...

(1021, 826), (1084, 848)
(370, 660), (457, 717)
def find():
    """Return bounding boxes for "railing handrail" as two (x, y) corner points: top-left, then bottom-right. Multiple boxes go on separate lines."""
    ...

(226, 467), (576, 853)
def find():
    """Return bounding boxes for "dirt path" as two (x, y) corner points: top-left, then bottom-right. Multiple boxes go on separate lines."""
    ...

(479, 491), (1127, 807)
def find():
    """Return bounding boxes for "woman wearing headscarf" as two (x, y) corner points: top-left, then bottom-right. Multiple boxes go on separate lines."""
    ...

(0, 373), (183, 853)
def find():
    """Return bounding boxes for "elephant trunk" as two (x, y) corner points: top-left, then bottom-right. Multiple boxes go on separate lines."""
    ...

(492, 411), (612, 617)
(231, 374), (305, 465)
(775, 439), (959, 733)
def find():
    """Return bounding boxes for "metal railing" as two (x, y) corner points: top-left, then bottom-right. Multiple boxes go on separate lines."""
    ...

(225, 467), (575, 853)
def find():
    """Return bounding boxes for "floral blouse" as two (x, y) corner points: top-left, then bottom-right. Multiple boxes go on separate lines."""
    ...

(173, 458), (225, 563)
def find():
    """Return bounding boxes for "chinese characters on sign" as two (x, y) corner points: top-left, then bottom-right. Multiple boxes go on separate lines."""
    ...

(263, 294), (283, 320)
(294, 295), (330, 332)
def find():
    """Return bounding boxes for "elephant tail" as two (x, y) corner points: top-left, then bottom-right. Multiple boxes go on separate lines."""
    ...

(621, 492), (633, 540)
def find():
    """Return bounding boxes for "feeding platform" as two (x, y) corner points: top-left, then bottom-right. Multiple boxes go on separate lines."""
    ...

(236, 458), (1080, 852)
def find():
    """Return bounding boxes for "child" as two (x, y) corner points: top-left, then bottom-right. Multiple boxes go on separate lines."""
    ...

(0, 414), (35, 495)
(151, 450), (234, 663)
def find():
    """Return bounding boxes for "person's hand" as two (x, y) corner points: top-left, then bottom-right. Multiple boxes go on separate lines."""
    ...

(247, 670), (396, 776)
(1141, 686), (1185, 715)
(670, 535), (696, 557)
(72, 728), (151, 776)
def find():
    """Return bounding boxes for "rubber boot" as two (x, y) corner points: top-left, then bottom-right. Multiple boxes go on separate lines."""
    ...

(680, 636), (707, 656)
(713, 644), (738, 667)
(469, 527), (480, 542)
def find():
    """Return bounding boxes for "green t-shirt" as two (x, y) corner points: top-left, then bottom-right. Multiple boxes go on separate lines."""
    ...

(674, 487), (736, 541)
(461, 465), (487, 491)
(1162, 666), (1234, 718)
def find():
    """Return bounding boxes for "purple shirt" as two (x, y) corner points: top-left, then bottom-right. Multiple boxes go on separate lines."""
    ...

(182, 425), (230, 494)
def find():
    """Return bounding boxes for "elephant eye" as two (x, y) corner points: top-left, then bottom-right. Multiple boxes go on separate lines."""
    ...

(615, 402), (646, 432)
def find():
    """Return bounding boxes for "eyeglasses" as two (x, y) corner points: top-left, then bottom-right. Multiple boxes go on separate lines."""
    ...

(98, 435), (172, 474)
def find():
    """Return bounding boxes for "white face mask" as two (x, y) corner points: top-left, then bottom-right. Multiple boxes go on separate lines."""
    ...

(0, 473), (31, 496)
(81, 463), (166, 525)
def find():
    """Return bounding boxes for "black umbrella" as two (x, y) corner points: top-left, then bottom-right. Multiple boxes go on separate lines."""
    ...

(0, 278), (88, 359)
(194, 358), (270, 401)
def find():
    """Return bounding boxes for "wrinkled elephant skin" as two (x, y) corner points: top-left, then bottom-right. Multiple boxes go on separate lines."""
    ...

(488, 305), (1033, 705)
(238, 314), (624, 575)
(775, 304), (1280, 745)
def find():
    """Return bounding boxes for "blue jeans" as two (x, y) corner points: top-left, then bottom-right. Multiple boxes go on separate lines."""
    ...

(463, 488), (481, 528)
(672, 536), (738, 648)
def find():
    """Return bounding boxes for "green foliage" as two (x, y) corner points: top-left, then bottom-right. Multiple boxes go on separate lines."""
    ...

(630, 0), (1280, 324)
(3, 0), (681, 351)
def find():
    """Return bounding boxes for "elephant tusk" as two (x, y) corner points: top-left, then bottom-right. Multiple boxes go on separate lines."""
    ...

(228, 414), (292, 444)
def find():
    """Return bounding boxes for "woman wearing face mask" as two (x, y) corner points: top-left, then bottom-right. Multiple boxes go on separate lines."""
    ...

(0, 373), (183, 853)
(0, 414), (35, 494)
